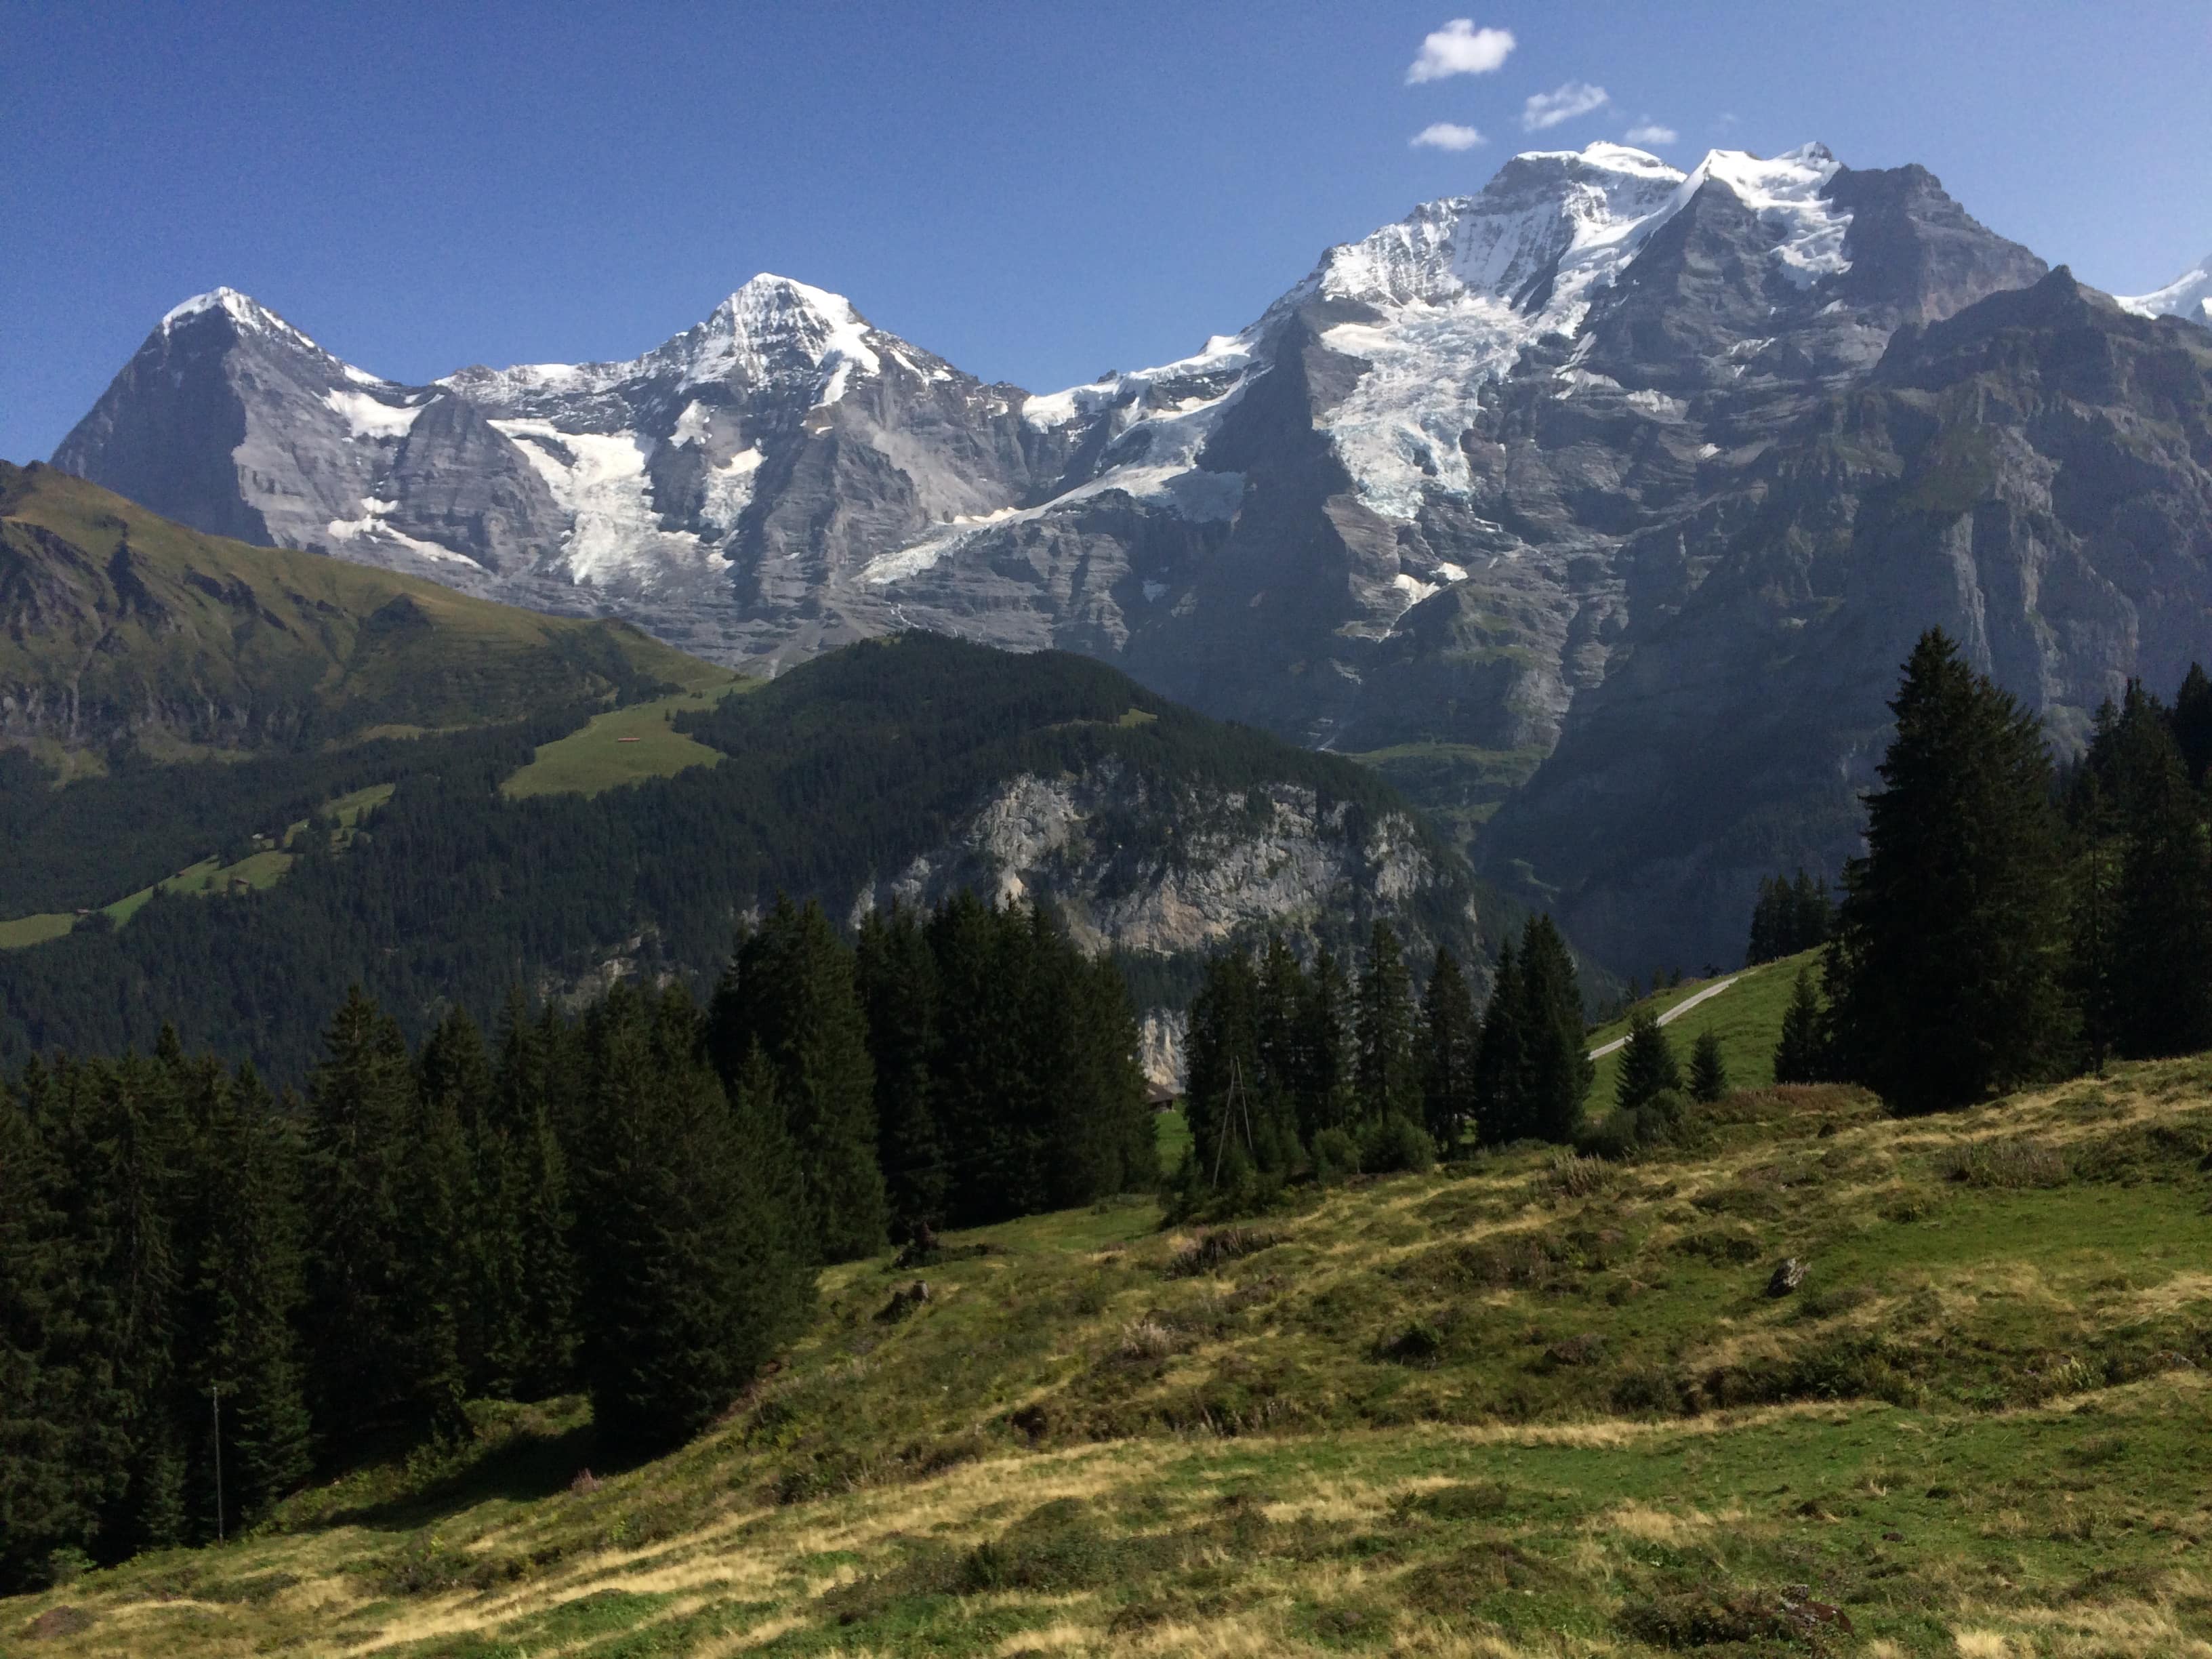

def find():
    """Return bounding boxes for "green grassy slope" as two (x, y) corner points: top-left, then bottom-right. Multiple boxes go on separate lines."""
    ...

(1584, 949), (1822, 1111)
(501, 679), (752, 799)
(0, 461), (708, 756)
(15, 1057), (2212, 1655)
(0, 783), (399, 949)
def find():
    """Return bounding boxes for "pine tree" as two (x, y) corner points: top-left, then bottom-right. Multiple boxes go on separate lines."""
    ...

(921, 893), (1027, 1225)
(1418, 947), (1480, 1151)
(1184, 948), (1262, 1183)
(1516, 916), (1593, 1143)
(1355, 922), (1420, 1125)
(416, 1009), (501, 1406)
(2109, 723), (2212, 1058)
(1252, 935), (1308, 1166)
(710, 897), (886, 1262)
(2173, 662), (2212, 786)
(574, 988), (811, 1457)
(1473, 937), (1527, 1144)
(1773, 966), (1828, 1085)
(855, 904), (946, 1230)
(1826, 631), (2074, 1111)
(188, 1065), (312, 1525)
(42, 1054), (188, 1559)
(1687, 1029), (1729, 1103)
(1293, 947), (1353, 1142)
(302, 987), (419, 1447)
(1614, 1009), (1681, 1113)
(0, 1078), (97, 1589)
(493, 996), (581, 1397)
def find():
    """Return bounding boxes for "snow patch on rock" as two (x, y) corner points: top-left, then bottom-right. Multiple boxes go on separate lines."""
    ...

(323, 387), (426, 441)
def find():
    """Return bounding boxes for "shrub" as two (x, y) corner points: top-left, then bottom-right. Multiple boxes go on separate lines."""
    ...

(1938, 1139), (2068, 1188)
(1164, 1227), (1278, 1278)
(1310, 1126), (1359, 1185)
(1359, 1113), (1436, 1174)
(1375, 1319), (1447, 1367)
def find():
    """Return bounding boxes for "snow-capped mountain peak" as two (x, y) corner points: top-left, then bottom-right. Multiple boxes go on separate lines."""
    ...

(2118, 253), (2212, 327)
(673, 273), (882, 400)
(158, 286), (331, 358)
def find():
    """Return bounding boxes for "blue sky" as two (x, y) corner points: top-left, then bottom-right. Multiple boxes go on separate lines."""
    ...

(5, 1), (2208, 462)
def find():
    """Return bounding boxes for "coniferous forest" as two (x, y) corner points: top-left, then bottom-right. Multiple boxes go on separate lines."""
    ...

(1787, 634), (2212, 1111)
(0, 895), (1153, 1591)
(0, 634), (1484, 1082)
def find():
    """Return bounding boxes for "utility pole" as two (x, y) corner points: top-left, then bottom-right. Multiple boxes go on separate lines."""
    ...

(210, 1382), (224, 1543)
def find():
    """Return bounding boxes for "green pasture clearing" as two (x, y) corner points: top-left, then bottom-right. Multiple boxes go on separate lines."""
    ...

(501, 677), (752, 799)
(1584, 949), (1821, 1111)
(0, 783), (397, 949)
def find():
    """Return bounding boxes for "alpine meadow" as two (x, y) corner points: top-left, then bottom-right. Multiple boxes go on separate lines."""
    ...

(6, 5), (2212, 1654)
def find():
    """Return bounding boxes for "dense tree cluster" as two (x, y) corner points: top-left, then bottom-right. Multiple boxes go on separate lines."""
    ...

(1744, 869), (1834, 965)
(0, 893), (1152, 1590)
(0, 634), (1479, 1086)
(1176, 914), (1590, 1201)
(1780, 635), (2212, 1112)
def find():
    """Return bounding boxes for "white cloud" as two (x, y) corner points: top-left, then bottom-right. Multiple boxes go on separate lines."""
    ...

(1521, 80), (1610, 131)
(1411, 121), (1487, 151)
(1406, 19), (1515, 83)
(1624, 120), (1678, 146)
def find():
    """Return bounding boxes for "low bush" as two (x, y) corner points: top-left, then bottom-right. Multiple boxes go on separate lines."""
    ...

(1310, 1126), (1359, 1184)
(1359, 1113), (1437, 1174)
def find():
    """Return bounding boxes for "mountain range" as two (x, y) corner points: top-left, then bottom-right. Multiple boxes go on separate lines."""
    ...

(49, 141), (2212, 972)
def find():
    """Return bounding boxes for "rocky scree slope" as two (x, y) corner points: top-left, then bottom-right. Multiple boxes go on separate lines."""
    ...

(52, 144), (2211, 971)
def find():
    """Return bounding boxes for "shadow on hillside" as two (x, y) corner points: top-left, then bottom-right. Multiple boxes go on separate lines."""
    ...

(326, 1418), (605, 1534)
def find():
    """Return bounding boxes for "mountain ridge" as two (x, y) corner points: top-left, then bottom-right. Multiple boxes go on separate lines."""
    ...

(49, 140), (2212, 972)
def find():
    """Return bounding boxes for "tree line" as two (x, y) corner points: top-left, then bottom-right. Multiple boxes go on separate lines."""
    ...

(1174, 914), (1591, 1202)
(1744, 869), (1833, 965)
(0, 893), (1152, 1591)
(1775, 634), (2212, 1111)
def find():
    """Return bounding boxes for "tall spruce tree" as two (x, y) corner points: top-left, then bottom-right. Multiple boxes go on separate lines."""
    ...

(922, 893), (1029, 1225)
(575, 987), (811, 1457)
(1614, 1009), (1681, 1113)
(493, 996), (581, 1397)
(0, 1077), (97, 1589)
(1473, 937), (1528, 1144)
(2109, 723), (2212, 1058)
(1774, 966), (1830, 1084)
(1354, 922), (1420, 1126)
(1418, 947), (1480, 1151)
(1183, 948), (1263, 1181)
(710, 897), (886, 1262)
(2173, 663), (2212, 787)
(1826, 631), (2073, 1112)
(1687, 1028), (1729, 1103)
(186, 1064), (312, 1525)
(1294, 947), (1353, 1142)
(1516, 916), (1593, 1143)
(302, 988), (420, 1447)
(855, 903), (947, 1231)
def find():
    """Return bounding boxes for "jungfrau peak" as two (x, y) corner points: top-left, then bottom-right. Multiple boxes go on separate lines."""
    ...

(52, 142), (2212, 974)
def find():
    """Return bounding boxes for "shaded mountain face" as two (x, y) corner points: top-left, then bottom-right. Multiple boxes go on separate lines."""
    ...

(52, 142), (2207, 970)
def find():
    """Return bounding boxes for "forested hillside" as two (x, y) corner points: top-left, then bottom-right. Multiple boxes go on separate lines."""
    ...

(0, 634), (1492, 1084)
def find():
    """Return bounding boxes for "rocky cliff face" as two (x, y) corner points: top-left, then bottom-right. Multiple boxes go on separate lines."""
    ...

(50, 145), (2210, 970)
